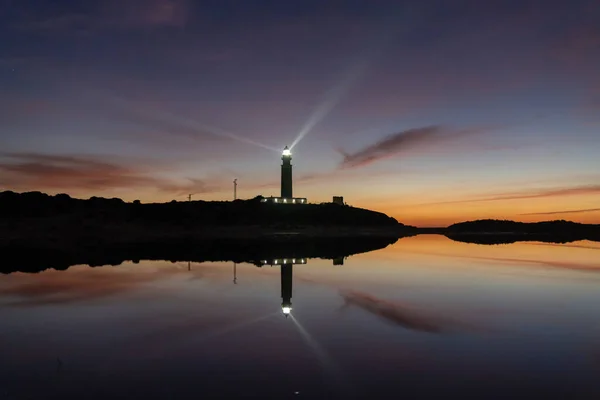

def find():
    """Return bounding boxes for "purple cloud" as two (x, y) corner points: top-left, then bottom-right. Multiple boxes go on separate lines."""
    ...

(338, 126), (488, 169)
(0, 153), (223, 196)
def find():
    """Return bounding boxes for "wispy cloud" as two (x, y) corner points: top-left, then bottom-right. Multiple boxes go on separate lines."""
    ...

(426, 184), (600, 206)
(15, 0), (190, 33)
(0, 153), (222, 196)
(478, 184), (600, 201)
(124, 0), (189, 28)
(521, 208), (600, 216)
(159, 178), (222, 197)
(338, 126), (489, 169)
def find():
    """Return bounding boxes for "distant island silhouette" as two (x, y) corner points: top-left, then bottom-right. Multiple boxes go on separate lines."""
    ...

(1, 191), (599, 273)
(445, 219), (600, 244)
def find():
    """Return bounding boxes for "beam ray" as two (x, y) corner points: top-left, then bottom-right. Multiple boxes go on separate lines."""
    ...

(290, 59), (370, 150)
(105, 93), (280, 152)
(290, 5), (419, 150)
(290, 314), (352, 397)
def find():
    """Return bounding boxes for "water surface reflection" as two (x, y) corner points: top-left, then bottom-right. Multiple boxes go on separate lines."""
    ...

(1, 235), (599, 399)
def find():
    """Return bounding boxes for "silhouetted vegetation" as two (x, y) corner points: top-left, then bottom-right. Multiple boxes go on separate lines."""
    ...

(0, 190), (400, 227)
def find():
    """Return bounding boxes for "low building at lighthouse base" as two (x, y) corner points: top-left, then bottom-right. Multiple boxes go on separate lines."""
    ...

(261, 196), (308, 204)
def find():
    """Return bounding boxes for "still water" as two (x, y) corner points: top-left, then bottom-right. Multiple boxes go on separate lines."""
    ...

(1, 235), (600, 399)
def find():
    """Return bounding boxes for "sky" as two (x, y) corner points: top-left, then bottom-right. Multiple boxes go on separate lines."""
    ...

(0, 0), (599, 227)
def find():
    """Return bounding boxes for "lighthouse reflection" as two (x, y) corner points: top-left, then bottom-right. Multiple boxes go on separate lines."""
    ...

(281, 264), (293, 316)
(254, 257), (323, 316)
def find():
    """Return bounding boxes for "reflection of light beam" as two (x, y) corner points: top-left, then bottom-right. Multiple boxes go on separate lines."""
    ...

(290, 314), (351, 397)
(290, 60), (370, 150)
(107, 94), (280, 152)
(193, 312), (279, 343)
(98, 311), (280, 371)
(137, 312), (279, 362)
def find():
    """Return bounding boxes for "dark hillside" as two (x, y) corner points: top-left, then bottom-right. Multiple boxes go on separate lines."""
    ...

(0, 191), (399, 227)
(0, 191), (407, 248)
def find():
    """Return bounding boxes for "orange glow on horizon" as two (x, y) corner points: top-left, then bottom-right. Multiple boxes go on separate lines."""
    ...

(360, 193), (600, 227)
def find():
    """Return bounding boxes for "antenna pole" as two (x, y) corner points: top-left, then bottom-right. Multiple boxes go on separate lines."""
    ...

(188, 194), (192, 202)
(233, 179), (238, 200)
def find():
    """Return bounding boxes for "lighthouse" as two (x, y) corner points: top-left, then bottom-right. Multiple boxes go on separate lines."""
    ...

(281, 146), (292, 198)
(260, 146), (307, 204)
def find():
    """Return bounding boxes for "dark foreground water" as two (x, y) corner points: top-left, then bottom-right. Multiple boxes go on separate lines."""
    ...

(1, 235), (600, 399)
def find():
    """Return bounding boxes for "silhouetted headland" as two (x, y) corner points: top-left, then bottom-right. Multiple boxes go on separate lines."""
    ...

(0, 191), (411, 241)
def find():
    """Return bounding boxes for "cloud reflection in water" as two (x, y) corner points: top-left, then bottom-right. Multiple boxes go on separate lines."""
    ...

(340, 289), (481, 334)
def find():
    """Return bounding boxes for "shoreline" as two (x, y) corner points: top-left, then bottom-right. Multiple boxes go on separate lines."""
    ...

(1, 191), (599, 249)
(0, 234), (400, 274)
(1, 224), (599, 246)
(1, 226), (598, 274)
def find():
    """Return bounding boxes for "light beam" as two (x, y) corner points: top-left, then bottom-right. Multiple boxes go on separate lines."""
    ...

(105, 93), (280, 152)
(289, 5), (423, 150)
(135, 311), (279, 363)
(193, 312), (279, 343)
(290, 59), (370, 150)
